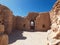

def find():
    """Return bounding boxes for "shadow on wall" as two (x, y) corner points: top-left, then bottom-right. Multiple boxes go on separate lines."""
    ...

(8, 30), (27, 44)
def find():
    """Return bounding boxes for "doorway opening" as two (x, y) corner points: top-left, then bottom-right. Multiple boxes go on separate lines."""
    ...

(30, 20), (35, 30)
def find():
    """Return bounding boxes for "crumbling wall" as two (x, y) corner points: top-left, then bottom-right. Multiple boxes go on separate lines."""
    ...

(3, 9), (13, 34)
(26, 12), (39, 20)
(47, 0), (60, 45)
(12, 15), (16, 30)
(23, 18), (30, 31)
(16, 16), (24, 30)
(35, 12), (51, 31)
(0, 5), (13, 34)
(0, 25), (8, 45)
(24, 12), (39, 31)
(12, 16), (25, 31)
(49, 0), (60, 31)
(0, 34), (8, 45)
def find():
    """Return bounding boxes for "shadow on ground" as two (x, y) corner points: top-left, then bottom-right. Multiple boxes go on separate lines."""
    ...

(8, 30), (27, 44)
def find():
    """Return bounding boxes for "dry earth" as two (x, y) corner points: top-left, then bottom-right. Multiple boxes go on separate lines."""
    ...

(8, 30), (48, 45)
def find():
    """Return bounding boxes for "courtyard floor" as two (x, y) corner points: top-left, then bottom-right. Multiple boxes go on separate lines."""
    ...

(8, 30), (48, 45)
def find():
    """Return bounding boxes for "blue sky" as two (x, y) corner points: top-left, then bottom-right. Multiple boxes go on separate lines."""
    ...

(0, 0), (56, 16)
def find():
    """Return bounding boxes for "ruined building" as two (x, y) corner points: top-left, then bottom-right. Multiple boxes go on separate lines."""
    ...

(0, 5), (51, 34)
(0, 0), (60, 34)
(0, 0), (60, 45)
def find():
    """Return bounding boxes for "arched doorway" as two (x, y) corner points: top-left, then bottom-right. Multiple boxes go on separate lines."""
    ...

(30, 20), (35, 30)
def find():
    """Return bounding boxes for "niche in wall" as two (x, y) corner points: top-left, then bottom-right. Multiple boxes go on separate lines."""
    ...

(42, 24), (45, 28)
(30, 20), (35, 30)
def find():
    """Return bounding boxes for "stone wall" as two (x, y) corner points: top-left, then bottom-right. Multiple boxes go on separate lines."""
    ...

(0, 24), (8, 45)
(21, 12), (51, 31)
(1, 0), (60, 33)
(16, 16), (24, 30)
(26, 12), (39, 20)
(0, 4), (52, 32)
(24, 12), (39, 31)
(35, 12), (51, 31)
(0, 4), (13, 34)
(47, 0), (60, 45)
(12, 16), (25, 31)
(12, 15), (17, 30)
(23, 18), (30, 31)
(49, 0), (60, 31)
(0, 25), (4, 33)
(0, 34), (8, 45)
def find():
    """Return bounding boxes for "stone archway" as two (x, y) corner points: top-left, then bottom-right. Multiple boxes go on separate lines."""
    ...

(30, 20), (35, 30)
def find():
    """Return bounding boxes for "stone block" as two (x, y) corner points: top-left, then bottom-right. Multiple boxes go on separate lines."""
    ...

(0, 34), (8, 45)
(0, 25), (4, 33)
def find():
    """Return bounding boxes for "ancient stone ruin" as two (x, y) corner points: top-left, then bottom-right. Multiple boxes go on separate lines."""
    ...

(0, 0), (60, 45)
(47, 0), (60, 45)
(0, 4), (51, 33)
(0, 4), (13, 34)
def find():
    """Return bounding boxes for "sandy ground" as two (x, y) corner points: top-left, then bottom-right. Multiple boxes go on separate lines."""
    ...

(8, 30), (48, 45)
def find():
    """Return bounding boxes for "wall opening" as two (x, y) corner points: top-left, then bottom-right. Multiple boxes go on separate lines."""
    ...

(30, 20), (35, 30)
(0, 21), (1, 23)
(23, 24), (25, 27)
(42, 24), (45, 28)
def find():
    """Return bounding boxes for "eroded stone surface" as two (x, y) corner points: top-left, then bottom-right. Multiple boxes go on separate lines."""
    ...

(47, 0), (60, 45)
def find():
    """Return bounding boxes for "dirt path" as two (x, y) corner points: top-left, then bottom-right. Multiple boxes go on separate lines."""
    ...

(9, 30), (47, 45)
